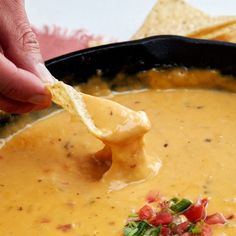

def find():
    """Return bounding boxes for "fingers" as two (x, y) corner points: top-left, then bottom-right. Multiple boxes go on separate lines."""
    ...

(0, 54), (51, 105)
(0, 0), (54, 83)
(0, 53), (52, 113)
(0, 0), (53, 113)
(0, 93), (51, 114)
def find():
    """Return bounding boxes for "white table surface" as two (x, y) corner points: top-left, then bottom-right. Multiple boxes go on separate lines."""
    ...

(25, 0), (236, 41)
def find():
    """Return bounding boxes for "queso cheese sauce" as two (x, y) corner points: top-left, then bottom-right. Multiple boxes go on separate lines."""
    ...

(0, 69), (236, 235)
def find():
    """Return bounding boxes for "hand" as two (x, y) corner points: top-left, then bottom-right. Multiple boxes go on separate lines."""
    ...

(0, 0), (53, 113)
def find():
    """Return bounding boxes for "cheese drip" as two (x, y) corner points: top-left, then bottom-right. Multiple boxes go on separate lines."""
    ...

(47, 82), (158, 185)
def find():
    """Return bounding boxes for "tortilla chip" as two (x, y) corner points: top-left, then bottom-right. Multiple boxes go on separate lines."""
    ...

(47, 81), (105, 139)
(132, 0), (236, 39)
(47, 82), (150, 144)
(188, 20), (236, 43)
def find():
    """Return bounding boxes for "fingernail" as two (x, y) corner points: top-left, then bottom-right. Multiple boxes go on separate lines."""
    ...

(28, 94), (49, 105)
(35, 63), (56, 83)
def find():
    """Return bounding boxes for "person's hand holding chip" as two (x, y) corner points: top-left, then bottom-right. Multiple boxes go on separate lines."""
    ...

(0, 0), (52, 113)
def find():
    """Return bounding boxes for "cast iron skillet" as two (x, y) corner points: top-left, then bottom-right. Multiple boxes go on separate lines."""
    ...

(46, 35), (236, 81)
(1, 35), (236, 138)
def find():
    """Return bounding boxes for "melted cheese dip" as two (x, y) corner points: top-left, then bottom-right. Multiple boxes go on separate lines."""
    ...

(0, 70), (236, 235)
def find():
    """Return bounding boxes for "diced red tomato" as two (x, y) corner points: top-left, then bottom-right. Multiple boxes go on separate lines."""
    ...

(161, 226), (171, 236)
(175, 221), (190, 234)
(205, 213), (226, 225)
(138, 205), (154, 221)
(184, 199), (207, 222)
(151, 211), (173, 226)
(201, 224), (212, 236)
(146, 191), (161, 203)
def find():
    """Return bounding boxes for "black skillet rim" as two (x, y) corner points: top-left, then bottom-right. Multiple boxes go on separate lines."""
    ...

(45, 35), (236, 82)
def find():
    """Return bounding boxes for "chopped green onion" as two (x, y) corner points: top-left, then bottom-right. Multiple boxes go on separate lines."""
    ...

(188, 223), (195, 231)
(170, 198), (192, 213)
(128, 213), (139, 219)
(135, 221), (150, 235)
(124, 222), (138, 236)
(190, 225), (202, 234)
(129, 222), (138, 228)
(124, 221), (150, 236)
(143, 226), (161, 236)
(170, 197), (179, 204)
(124, 227), (138, 236)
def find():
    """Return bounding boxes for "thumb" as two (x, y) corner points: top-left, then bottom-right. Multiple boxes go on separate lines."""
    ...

(0, 0), (54, 83)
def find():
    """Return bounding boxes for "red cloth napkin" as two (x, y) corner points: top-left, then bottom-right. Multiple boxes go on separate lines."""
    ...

(33, 25), (102, 61)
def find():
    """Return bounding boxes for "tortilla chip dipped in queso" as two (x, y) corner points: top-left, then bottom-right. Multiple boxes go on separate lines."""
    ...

(0, 68), (236, 235)
(47, 81), (159, 184)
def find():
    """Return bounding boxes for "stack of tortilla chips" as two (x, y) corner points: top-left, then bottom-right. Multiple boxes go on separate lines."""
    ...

(132, 0), (236, 43)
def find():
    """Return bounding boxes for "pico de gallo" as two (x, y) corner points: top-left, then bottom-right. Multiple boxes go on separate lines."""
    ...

(123, 192), (230, 236)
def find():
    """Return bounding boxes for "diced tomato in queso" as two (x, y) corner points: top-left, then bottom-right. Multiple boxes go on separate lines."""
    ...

(205, 213), (226, 225)
(184, 199), (208, 222)
(138, 205), (154, 221)
(124, 194), (229, 236)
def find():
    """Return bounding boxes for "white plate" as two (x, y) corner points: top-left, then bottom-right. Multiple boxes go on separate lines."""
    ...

(26, 0), (236, 41)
